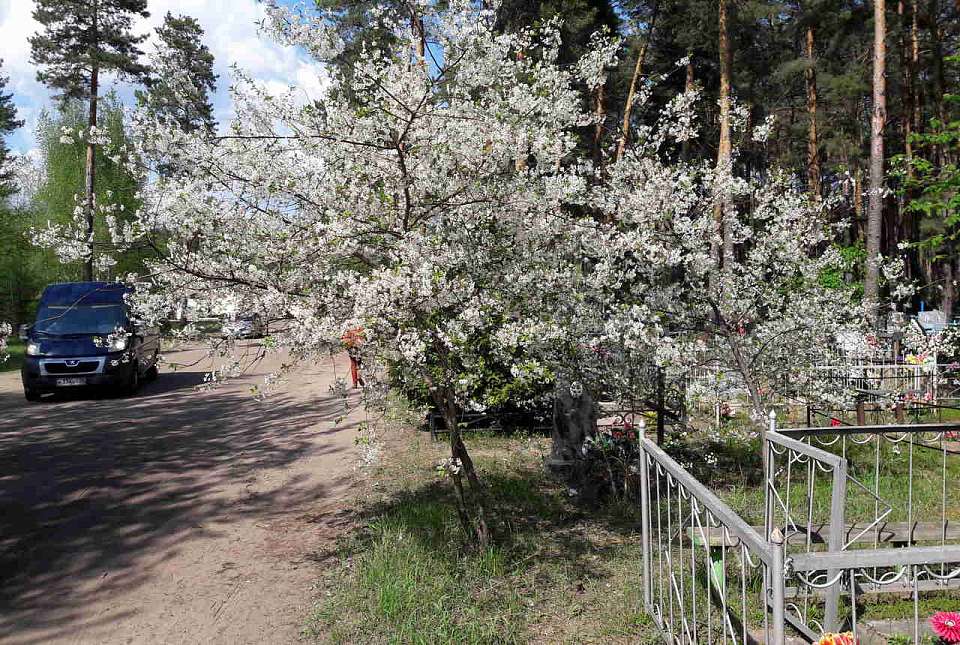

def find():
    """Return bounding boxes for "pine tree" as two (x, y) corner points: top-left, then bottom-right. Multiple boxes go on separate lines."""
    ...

(29, 0), (150, 281)
(864, 0), (887, 322)
(138, 13), (217, 133)
(0, 59), (24, 199)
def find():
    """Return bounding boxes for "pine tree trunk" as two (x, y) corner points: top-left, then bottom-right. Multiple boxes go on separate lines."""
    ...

(615, 5), (658, 162)
(805, 25), (821, 200)
(943, 258), (955, 321)
(83, 62), (99, 282)
(864, 0), (887, 324)
(911, 0), (921, 135)
(929, 0), (949, 164)
(900, 0), (916, 174)
(715, 0), (734, 271)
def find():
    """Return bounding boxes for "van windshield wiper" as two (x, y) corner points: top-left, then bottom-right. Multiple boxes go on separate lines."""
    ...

(34, 330), (103, 337)
(33, 330), (63, 337)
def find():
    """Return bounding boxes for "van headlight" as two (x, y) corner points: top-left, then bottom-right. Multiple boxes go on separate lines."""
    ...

(110, 336), (129, 352)
(26, 342), (41, 356)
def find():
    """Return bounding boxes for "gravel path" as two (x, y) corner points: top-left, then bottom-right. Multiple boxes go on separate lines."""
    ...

(0, 345), (361, 644)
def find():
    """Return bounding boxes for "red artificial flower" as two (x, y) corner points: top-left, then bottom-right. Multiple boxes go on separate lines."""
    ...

(815, 632), (856, 645)
(931, 611), (960, 643)
(830, 417), (842, 427)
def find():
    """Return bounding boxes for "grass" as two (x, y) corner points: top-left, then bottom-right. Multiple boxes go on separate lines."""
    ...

(666, 419), (960, 529)
(303, 427), (658, 644)
(304, 404), (960, 644)
(2, 338), (24, 372)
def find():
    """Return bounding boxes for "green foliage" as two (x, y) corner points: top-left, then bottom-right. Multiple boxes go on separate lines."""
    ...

(0, 59), (23, 198)
(387, 328), (554, 418)
(25, 96), (146, 283)
(818, 243), (865, 297)
(29, 0), (150, 100)
(312, 0), (404, 105)
(0, 203), (55, 323)
(137, 12), (217, 134)
(0, 96), (149, 321)
(896, 107), (960, 256)
(0, 338), (25, 372)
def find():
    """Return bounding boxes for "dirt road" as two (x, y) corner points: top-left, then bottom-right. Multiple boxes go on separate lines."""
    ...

(0, 345), (362, 644)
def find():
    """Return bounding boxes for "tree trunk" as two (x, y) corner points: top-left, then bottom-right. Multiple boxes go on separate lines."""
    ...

(910, 0), (921, 135)
(929, 0), (949, 164)
(854, 166), (864, 242)
(593, 83), (606, 169)
(615, 5), (659, 162)
(434, 388), (491, 547)
(681, 54), (695, 161)
(723, 327), (766, 424)
(409, 12), (426, 66)
(864, 0), (886, 325)
(83, 62), (99, 282)
(715, 0), (735, 272)
(900, 0), (916, 175)
(944, 257), (955, 321)
(805, 25), (821, 200)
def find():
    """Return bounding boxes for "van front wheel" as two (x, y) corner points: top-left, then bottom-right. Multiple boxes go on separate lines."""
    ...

(24, 388), (41, 402)
(123, 362), (140, 396)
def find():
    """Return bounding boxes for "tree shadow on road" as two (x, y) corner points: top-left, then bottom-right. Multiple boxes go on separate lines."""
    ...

(0, 364), (356, 644)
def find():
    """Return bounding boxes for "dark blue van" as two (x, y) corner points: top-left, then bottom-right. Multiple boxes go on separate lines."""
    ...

(20, 282), (160, 402)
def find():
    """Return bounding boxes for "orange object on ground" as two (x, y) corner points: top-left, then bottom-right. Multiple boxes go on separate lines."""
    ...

(341, 327), (365, 388)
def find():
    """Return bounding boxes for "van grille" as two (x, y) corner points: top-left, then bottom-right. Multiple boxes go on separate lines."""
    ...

(45, 361), (100, 374)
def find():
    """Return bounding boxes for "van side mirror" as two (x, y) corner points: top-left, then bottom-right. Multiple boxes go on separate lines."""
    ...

(18, 324), (31, 341)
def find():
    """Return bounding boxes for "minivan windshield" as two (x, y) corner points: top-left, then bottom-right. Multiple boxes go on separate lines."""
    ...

(34, 304), (128, 336)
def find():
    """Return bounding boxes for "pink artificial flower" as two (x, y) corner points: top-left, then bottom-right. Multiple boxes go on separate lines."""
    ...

(931, 611), (960, 643)
(815, 633), (856, 645)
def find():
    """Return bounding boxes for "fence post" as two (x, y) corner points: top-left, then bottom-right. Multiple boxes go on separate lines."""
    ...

(764, 411), (776, 536)
(770, 537), (786, 645)
(638, 421), (652, 611)
(823, 451), (848, 631)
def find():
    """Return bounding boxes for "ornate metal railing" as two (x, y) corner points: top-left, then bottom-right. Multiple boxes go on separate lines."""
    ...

(640, 435), (787, 644)
(639, 418), (960, 643)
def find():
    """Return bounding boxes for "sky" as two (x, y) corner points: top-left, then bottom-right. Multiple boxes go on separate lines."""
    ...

(0, 0), (328, 155)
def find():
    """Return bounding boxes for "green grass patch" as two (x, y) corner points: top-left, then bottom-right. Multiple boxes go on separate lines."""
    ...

(306, 411), (960, 643)
(304, 429), (658, 644)
(2, 338), (24, 372)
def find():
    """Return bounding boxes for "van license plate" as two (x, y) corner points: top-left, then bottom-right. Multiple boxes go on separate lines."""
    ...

(56, 378), (86, 387)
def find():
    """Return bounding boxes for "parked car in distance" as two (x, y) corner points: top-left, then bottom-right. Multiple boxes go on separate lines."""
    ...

(222, 313), (266, 339)
(20, 282), (160, 402)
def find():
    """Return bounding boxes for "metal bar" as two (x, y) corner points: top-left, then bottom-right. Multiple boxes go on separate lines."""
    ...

(789, 545), (960, 571)
(639, 435), (652, 611)
(641, 438), (775, 564)
(765, 431), (846, 467)
(770, 541), (786, 645)
(822, 450), (847, 631)
(778, 422), (960, 437)
(785, 577), (960, 597)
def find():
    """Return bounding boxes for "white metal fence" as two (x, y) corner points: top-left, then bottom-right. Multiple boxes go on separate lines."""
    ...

(639, 418), (960, 643)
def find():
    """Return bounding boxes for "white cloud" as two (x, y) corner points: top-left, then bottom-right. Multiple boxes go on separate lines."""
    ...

(0, 0), (328, 154)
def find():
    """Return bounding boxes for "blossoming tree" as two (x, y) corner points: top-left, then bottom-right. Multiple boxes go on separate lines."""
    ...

(106, 4), (613, 545)
(34, 1), (876, 539)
